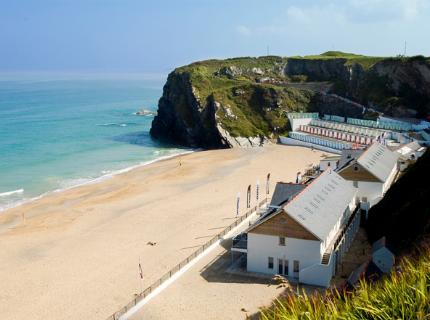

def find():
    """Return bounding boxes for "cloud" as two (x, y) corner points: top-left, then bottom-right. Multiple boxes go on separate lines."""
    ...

(348, 0), (428, 21)
(286, 6), (311, 24)
(236, 25), (251, 36)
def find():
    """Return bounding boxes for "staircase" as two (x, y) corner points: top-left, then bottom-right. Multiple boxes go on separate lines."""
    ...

(321, 252), (331, 265)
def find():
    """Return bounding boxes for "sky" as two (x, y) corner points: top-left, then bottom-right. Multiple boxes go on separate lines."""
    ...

(1, 0), (429, 75)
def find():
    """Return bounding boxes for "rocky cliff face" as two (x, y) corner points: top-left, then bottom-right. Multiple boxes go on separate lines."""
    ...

(150, 72), (228, 148)
(150, 53), (430, 149)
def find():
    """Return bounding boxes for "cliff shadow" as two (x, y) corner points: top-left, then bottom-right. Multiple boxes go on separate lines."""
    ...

(199, 238), (278, 285)
(111, 130), (191, 150)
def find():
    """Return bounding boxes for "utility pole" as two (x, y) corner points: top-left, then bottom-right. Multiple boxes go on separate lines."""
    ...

(404, 41), (407, 56)
(267, 45), (269, 56)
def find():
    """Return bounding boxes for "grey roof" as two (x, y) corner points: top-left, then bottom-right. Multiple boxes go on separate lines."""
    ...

(357, 143), (399, 182)
(269, 183), (306, 207)
(284, 170), (356, 241)
(337, 149), (364, 170)
(396, 141), (423, 156)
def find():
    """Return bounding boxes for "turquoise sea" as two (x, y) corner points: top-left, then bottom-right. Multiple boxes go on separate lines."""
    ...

(0, 76), (189, 211)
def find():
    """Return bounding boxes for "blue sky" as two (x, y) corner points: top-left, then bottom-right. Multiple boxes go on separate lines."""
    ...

(1, 0), (429, 74)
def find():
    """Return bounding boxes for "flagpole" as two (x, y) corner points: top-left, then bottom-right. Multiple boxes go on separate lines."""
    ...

(139, 257), (143, 294)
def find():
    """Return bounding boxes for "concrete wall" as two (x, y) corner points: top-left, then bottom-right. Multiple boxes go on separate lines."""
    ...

(353, 181), (383, 202)
(320, 159), (338, 171)
(382, 165), (398, 194)
(290, 118), (313, 131)
(299, 255), (335, 287)
(247, 233), (321, 276)
(373, 248), (395, 273)
(278, 136), (342, 154)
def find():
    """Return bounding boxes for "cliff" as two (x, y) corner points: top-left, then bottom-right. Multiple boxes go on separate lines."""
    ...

(150, 52), (430, 148)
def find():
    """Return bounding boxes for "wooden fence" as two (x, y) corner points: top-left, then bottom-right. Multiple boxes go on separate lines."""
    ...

(106, 198), (268, 320)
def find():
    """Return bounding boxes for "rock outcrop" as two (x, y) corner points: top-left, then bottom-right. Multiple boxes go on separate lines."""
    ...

(150, 53), (430, 149)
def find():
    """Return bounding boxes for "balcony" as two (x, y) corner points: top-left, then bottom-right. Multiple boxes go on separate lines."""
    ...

(232, 233), (247, 253)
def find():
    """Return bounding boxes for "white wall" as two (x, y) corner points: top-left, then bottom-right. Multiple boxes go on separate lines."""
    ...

(299, 254), (335, 287)
(247, 233), (321, 276)
(290, 118), (313, 131)
(320, 159), (338, 171)
(352, 181), (383, 202)
(382, 165), (398, 194)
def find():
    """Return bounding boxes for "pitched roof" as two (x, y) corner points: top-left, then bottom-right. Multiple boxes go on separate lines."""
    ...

(283, 170), (356, 241)
(396, 141), (423, 156)
(357, 143), (399, 182)
(269, 182), (306, 207)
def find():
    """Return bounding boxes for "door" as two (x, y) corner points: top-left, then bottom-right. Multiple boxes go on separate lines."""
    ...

(278, 259), (289, 276)
(293, 260), (300, 278)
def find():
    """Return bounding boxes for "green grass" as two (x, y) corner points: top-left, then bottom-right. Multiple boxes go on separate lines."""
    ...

(168, 52), (429, 138)
(260, 250), (430, 320)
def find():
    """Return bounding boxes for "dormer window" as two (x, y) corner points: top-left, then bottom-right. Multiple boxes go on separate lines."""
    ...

(279, 237), (286, 246)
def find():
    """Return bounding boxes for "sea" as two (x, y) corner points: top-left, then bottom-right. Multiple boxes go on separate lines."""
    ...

(0, 74), (190, 212)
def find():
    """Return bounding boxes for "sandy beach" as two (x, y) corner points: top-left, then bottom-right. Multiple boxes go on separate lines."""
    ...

(0, 145), (326, 320)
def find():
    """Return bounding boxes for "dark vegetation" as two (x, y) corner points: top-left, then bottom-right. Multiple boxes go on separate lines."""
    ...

(366, 149), (430, 254)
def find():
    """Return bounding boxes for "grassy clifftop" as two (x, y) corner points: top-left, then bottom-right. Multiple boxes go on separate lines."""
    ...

(151, 52), (430, 148)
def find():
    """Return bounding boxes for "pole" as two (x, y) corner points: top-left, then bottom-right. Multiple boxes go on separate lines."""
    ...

(138, 258), (143, 293)
(256, 180), (260, 203)
(236, 192), (240, 217)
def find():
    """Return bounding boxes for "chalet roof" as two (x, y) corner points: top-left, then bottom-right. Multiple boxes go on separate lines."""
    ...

(269, 183), (306, 207)
(283, 170), (356, 241)
(396, 141), (423, 156)
(357, 143), (399, 182)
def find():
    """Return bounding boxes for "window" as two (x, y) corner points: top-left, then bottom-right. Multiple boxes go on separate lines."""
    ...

(279, 237), (286, 246)
(327, 162), (331, 167)
(268, 257), (274, 269)
(354, 166), (359, 171)
(293, 260), (300, 273)
(353, 181), (358, 187)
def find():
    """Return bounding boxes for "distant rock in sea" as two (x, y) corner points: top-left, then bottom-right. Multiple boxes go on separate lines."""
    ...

(135, 109), (157, 116)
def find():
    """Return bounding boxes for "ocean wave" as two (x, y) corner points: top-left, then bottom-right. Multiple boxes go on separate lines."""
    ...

(0, 189), (24, 197)
(96, 122), (138, 127)
(0, 150), (195, 213)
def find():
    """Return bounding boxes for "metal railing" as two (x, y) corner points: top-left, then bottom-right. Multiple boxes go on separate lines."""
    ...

(106, 198), (268, 320)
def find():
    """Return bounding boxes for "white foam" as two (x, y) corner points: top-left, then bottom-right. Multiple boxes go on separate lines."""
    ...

(0, 189), (24, 197)
(0, 150), (196, 213)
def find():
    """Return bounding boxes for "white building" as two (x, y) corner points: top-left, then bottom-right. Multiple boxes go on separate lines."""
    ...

(336, 142), (399, 210)
(240, 171), (358, 287)
(396, 141), (426, 160)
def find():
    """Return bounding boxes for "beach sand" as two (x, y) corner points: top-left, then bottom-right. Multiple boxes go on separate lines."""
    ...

(0, 145), (326, 320)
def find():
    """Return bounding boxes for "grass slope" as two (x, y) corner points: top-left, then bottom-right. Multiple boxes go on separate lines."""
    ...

(261, 250), (430, 319)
